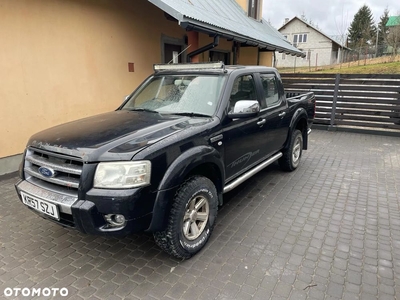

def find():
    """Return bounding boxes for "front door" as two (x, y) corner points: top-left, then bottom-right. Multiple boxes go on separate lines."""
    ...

(223, 74), (267, 181)
(164, 44), (182, 64)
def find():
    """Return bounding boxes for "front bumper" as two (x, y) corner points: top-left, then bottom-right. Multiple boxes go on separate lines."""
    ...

(15, 180), (154, 236)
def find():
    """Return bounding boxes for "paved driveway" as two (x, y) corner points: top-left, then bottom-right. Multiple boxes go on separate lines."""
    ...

(1, 130), (400, 300)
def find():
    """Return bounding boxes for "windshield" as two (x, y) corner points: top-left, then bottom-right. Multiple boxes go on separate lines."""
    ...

(121, 75), (226, 116)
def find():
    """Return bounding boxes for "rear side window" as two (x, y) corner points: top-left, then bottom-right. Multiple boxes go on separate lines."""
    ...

(260, 74), (280, 108)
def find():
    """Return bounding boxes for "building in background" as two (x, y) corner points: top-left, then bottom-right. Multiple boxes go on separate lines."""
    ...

(275, 16), (346, 69)
(385, 15), (400, 55)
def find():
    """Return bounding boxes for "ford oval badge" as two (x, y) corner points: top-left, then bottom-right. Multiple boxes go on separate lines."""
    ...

(38, 166), (56, 178)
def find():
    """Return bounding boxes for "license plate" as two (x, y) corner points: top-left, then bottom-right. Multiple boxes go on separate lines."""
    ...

(21, 192), (60, 220)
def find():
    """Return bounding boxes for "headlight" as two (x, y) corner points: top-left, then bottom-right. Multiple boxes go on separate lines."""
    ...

(94, 161), (151, 189)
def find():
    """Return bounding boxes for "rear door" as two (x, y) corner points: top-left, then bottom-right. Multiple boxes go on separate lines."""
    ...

(257, 73), (289, 153)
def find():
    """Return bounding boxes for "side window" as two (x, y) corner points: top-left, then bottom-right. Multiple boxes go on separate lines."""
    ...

(260, 74), (280, 108)
(229, 75), (257, 110)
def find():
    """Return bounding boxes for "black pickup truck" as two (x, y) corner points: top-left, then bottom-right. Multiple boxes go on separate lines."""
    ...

(15, 62), (315, 259)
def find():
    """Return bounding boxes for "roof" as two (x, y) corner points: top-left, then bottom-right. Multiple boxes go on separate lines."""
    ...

(386, 16), (400, 27)
(278, 16), (349, 49)
(148, 0), (304, 57)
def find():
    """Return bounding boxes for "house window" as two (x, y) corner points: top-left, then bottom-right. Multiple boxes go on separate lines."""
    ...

(307, 50), (311, 60)
(248, 0), (259, 19)
(209, 50), (230, 65)
(293, 34), (308, 44)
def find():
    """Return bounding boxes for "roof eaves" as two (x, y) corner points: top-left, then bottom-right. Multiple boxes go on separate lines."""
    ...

(181, 18), (304, 57)
(148, 0), (304, 57)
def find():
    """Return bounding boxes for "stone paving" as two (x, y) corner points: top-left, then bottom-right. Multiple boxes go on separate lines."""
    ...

(1, 130), (400, 300)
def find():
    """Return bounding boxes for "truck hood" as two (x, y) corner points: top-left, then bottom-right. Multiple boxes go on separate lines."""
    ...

(28, 110), (201, 161)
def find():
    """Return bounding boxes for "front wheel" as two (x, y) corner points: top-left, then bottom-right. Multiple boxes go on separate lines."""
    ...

(279, 129), (303, 171)
(153, 176), (218, 259)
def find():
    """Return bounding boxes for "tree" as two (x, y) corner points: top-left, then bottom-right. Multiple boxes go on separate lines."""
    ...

(334, 5), (349, 46)
(334, 6), (349, 64)
(348, 5), (375, 50)
(377, 8), (390, 56)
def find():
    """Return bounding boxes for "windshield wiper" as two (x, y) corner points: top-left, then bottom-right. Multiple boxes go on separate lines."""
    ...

(127, 108), (158, 113)
(172, 112), (211, 118)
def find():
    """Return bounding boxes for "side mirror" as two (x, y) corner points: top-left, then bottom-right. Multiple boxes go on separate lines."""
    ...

(228, 100), (260, 118)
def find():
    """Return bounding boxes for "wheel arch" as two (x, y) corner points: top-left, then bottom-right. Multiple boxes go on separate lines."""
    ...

(147, 146), (224, 232)
(287, 108), (309, 150)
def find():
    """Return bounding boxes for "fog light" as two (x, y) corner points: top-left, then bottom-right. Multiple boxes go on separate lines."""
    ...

(104, 214), (126, 227)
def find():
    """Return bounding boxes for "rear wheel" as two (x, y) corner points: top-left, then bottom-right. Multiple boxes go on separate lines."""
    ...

(153, 176), (218, 259)
(279, 129), (303, 171)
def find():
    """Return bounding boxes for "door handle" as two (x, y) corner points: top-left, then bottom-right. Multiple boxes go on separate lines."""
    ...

(257, 119), (266, 126)
(279, 112), (286, 118)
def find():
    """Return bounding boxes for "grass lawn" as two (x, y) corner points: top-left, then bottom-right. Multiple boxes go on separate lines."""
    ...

(278, 61), (400, 74)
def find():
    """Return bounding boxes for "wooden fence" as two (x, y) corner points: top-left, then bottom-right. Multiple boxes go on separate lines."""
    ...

(281, 74), (400, 133)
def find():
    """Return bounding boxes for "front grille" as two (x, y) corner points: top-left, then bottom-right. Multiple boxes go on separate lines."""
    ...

(24, 147), (83, 197)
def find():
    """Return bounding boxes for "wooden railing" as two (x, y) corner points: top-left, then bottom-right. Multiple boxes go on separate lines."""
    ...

(281, 73), (400, 133)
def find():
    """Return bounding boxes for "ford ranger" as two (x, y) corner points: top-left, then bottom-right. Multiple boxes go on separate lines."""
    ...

(15, 62), (315, 259)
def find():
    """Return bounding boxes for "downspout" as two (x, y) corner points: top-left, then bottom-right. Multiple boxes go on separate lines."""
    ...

(187, 35), (219, 62)
(233, 42), (237, 65)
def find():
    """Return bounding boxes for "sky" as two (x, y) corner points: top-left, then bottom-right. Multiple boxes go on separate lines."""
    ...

(262, 0), (400, 37)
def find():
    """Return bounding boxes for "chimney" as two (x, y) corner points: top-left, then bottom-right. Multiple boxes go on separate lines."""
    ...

(284, 18), (289, 24)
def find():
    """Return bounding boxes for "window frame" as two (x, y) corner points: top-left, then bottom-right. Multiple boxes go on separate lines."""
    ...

(293, 33), (308, 45)
(259, 73), (282, 110)
(228, 73), (260, 112)
(247, 0), (260, 19)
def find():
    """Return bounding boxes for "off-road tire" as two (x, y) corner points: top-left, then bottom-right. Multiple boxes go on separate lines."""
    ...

(279, 129), (303, 172)
(153, 176), (218, 259)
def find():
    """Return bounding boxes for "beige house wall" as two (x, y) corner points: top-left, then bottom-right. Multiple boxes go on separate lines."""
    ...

(259, 52), (273, 66)
(238, 47), (259, 65)
(235, 0), (248, 12)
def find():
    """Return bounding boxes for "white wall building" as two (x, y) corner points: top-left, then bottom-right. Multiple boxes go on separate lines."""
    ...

(275, 17), (346, 68)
